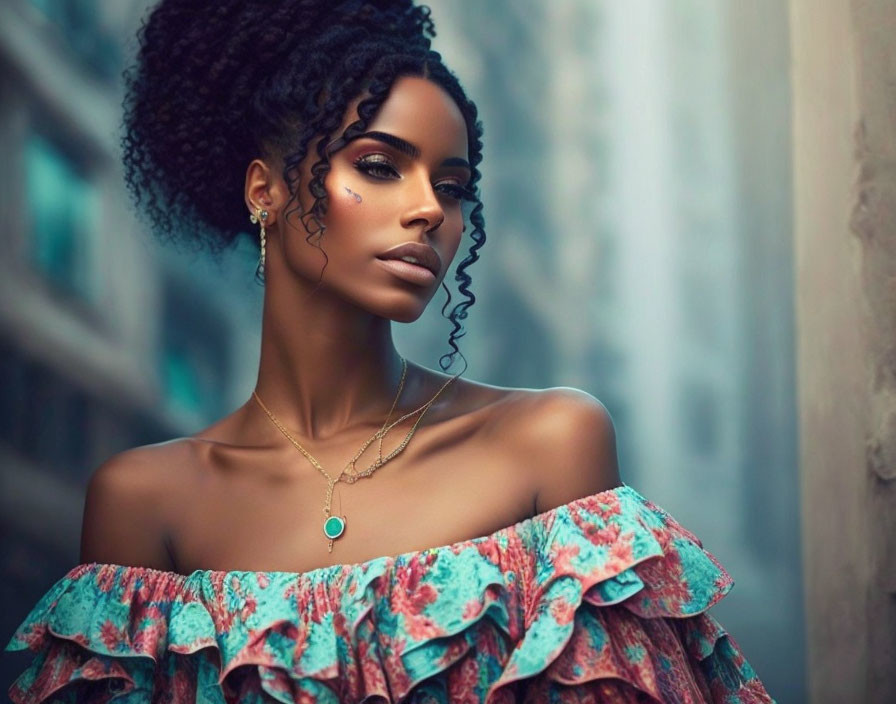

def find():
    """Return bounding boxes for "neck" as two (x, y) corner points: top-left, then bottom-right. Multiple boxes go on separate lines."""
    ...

(253, 271), (405, 441)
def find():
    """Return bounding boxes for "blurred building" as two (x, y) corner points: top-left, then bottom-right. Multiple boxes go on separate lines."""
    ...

(413, 1), (803, 700)
(0, 0), (803, 700)
(0, 0), (261, 688)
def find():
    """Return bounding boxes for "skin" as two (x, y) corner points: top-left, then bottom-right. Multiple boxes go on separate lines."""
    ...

(80, 76), (622, 574)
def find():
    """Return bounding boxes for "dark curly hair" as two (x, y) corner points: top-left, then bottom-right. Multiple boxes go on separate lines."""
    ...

(122, 0), (485, 372)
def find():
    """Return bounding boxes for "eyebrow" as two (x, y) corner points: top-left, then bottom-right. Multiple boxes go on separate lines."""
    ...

(352, 131), (471, 170)
(441, 157), (471, 169)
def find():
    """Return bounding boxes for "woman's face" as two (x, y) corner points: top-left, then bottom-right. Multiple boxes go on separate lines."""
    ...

(272, 76), (472, 323)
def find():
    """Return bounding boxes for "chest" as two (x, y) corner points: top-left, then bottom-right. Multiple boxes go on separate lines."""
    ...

(167, 430), (536, 574)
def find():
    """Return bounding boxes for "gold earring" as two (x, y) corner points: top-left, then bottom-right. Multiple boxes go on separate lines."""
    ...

(249, 207), (269, 277)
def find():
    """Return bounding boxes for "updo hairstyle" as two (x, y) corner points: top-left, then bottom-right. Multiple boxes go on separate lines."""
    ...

(121, 0), (485, 370)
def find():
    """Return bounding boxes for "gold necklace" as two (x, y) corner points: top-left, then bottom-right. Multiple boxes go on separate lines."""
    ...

(252, 360), (460, 552)
(253, 358), (407, 551)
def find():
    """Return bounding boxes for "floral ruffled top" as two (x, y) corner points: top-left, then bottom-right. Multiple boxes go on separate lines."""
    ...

(5, 484), (775, 703)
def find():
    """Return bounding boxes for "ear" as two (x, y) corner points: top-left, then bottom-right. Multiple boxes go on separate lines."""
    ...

(244, 158), (285, 226)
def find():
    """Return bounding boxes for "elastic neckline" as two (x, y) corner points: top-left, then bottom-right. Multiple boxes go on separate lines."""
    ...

(80, 484), (632, 581)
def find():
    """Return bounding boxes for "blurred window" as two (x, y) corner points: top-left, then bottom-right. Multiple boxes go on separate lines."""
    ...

(0, 338), (88, 477)
(680, 270), (718, 349)
(160, 282), (229, 419)
(24, 130), (99, 301)
(680, 379), (719, 459)
(0, 337), (177, 478)
(27, 0), (121, 81)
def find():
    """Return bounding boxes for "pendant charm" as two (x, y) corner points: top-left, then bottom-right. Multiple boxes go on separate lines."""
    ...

(323, 515), (346, 540)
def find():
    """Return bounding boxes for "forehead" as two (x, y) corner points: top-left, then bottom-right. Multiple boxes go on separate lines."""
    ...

(359, 76), (468, 159)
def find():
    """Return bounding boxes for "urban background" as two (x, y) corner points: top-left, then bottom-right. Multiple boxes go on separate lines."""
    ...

(0, 0), (802, 701)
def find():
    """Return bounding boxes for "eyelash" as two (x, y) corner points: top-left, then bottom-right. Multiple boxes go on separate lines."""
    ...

(353, 155), (474, 202)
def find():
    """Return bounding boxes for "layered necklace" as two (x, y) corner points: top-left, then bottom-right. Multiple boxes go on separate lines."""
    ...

(252, 358), (460, 552)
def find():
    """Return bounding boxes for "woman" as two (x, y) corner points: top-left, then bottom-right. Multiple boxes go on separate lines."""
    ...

(6, 1), (775, 702)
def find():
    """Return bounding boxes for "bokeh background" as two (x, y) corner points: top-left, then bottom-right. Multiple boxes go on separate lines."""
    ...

(0, 0), (802, 701)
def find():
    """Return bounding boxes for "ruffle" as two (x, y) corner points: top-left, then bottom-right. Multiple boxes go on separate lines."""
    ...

(5, 485), (775, 703)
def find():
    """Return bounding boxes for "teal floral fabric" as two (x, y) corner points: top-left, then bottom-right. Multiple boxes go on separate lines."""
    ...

(6, 485), (775, 702)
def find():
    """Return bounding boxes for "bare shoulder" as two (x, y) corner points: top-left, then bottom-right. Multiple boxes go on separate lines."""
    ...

(491, 386), (622, 514)
(80, 438), (195, 569)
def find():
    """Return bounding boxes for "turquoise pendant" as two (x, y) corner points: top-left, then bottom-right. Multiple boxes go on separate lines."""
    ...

(323, 515), (346, 540)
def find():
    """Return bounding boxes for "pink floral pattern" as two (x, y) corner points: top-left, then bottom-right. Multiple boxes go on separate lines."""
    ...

(5, 485), (775, 703)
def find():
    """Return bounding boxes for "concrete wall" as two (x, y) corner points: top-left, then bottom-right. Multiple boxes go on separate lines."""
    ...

(791, 0), (896, 700)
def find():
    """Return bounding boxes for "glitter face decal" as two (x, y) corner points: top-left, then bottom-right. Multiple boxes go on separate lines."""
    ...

(343, 186), (362, 203)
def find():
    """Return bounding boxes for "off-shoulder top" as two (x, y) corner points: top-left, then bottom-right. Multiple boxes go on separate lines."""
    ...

(5, 484), (775, 703)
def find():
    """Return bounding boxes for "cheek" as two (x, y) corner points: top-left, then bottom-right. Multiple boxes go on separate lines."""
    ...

(332, 181), (366, 210)
(322, 179), (401, 241)
(320, 184), (372, 234)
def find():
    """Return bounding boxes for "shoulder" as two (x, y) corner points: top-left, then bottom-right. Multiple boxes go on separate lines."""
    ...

(80, 439), (195, 569)
(493, 387), (622, 514)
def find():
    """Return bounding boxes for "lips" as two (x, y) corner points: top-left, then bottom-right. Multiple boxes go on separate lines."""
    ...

(376, 242), (442, 277)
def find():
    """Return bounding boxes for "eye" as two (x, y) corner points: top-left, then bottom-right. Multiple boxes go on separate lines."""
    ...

(354, 154), (399, 180)
(435, 181), (476, 202)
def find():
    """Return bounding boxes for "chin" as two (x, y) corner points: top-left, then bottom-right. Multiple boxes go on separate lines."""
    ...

(293, 268), (436, 321)
(382, 302), (429, 324)
(368, 290), (435, 323)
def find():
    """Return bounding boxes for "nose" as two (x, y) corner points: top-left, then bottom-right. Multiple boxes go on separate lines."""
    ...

(400, 173), (445, 234)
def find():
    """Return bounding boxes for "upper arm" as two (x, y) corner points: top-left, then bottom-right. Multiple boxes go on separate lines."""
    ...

(516, 388), (622, 514)
(80, 447), (174, 569)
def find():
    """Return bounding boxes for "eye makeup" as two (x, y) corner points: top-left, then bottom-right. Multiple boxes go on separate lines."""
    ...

(353, 153), (400, 180)
(434, 182), (475, 202)
(351, 153), (475, 203)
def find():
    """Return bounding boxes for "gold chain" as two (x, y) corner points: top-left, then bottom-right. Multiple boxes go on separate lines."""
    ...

(252, 359), (460, 552)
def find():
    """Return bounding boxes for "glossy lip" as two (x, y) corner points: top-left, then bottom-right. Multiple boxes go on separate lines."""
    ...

(376, 258), (437, 286)
(376, 242), (442, 277)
